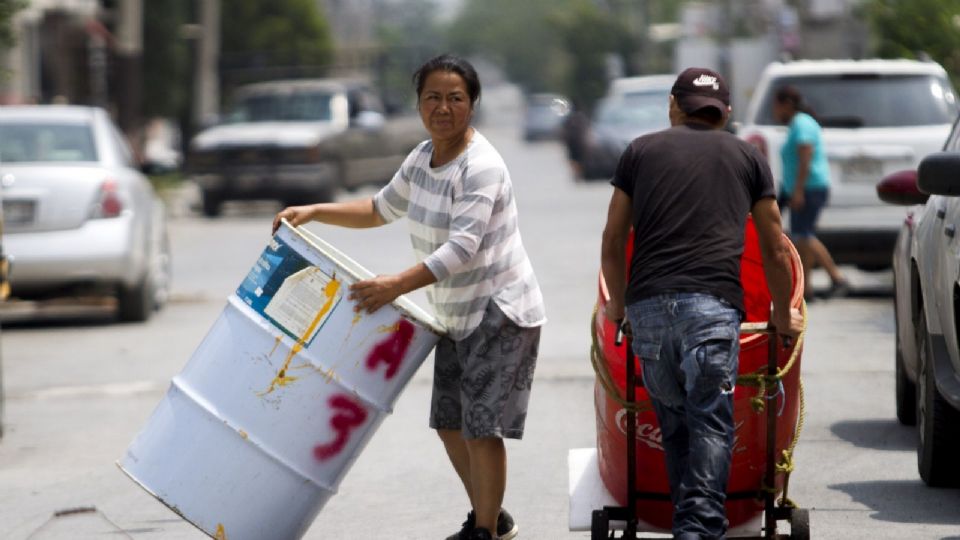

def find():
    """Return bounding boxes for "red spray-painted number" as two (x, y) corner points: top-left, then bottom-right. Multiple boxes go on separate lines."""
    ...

(365, 319), (414, 380)
(313, 395), (368, 461)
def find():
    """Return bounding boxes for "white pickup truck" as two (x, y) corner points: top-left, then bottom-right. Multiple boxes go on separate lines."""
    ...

(738, 59), (958, 270)
(188, 79), (424, 217)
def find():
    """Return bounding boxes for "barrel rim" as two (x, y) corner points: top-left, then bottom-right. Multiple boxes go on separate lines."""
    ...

(282, 220), (447, 337)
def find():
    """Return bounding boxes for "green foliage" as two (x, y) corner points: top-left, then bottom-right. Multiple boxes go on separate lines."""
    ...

(448, 0), (633, 113)
(221, 0), (334, 72)
(375, 0), (446, 112)
(0, 0), (26, 51)
(866, 0), (960, 89)
(448, 0), (565, 94)
(143, 0), (191, 118)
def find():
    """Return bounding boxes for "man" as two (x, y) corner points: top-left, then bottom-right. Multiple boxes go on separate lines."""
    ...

(600, 67), (803, 539)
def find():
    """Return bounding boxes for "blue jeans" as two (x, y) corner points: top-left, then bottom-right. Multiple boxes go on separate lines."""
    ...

(626, 293), (741, 540)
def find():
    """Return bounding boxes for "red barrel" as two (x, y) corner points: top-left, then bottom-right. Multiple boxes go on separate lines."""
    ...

(594, 216), (804, 530)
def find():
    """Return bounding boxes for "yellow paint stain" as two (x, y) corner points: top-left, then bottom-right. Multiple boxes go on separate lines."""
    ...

(260, 277), (341, 396)
(238, 430), (248, 440)
(215, 523), (227, 540)
(352, 312), (362, 325)
(267, 335), (282, 358)
(377, 322), (400, 334)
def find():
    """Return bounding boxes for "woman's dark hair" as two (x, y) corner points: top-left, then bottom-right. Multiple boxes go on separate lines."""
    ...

(774, 85), (817, 120)
(412, 54), (481, 107)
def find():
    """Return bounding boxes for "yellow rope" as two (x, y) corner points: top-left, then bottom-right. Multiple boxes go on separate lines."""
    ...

(589, 305), (654, 413)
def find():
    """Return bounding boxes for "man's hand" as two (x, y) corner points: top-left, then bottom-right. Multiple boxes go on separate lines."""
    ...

(272, 205), (315, 234)
(604, 300), (625, 324)
(771, 306), (804, 344)
(349, 275), (404, 314)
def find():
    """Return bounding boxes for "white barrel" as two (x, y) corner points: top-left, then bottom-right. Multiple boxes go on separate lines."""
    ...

(119, 221), (444, 540)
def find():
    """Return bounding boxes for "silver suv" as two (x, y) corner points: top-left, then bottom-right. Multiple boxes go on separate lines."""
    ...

(739, 59), (958, 270)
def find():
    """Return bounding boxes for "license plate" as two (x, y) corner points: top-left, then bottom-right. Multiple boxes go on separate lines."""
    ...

(3, 199), (36, 225)
(840, 158), (883, 183)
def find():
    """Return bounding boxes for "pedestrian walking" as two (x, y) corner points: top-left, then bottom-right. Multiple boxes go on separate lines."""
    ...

(773, 85), (848, 301)
(273, 54), (545, 540)
(600, 67), (803, 539)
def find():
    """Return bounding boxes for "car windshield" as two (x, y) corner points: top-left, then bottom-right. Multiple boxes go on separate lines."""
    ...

(0, 123), (98, 163)
(756, 74), (958, 127)
(225, 91), (334, 123)
(595, 91), (670, 130)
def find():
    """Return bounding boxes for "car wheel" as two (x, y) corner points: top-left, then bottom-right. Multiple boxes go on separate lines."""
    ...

(895, 338), (917, 426)
(201, 190), (222, 218)
(916, 309), (960, 486)
(118, 276), (154, 323)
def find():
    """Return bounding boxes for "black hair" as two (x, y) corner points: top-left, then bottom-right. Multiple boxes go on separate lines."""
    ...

(688, 106), (725, 126)
(774, 85), (817, 120)
(412, 54), (481, 107)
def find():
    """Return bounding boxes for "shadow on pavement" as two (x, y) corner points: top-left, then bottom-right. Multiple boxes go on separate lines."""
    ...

(830, 479), (960, 526)
(829, 418), (915, 452)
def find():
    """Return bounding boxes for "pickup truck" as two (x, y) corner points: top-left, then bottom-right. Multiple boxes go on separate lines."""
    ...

(187, 79), (425, 217)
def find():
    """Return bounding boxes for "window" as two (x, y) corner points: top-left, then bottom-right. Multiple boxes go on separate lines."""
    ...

(757, 74), (958, 127)
(226, 92), (334, 123)
(0, 123), (98, 163)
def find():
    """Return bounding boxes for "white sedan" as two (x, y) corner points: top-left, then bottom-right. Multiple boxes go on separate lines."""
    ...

(879, 118), (960, 487)
(0, 105), (171, 322)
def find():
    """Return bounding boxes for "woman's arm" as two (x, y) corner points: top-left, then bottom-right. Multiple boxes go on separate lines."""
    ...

(272, 197), (386, 234)
(349, 263), (437, 313)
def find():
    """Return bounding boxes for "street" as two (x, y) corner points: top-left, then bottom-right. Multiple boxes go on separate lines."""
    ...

(1, 114), (958, 539)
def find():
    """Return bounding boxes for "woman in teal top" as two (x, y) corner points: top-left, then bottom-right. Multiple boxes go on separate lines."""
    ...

(773, 86), (847, 301)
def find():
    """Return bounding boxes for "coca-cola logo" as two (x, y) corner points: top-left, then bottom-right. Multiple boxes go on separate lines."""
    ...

(614, 409), (746, 453)
(615, 409), (664, 451)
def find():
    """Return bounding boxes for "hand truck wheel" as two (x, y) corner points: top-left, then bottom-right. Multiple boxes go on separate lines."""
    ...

(591, 509), (611, 540)
(789, 508), (810, 539)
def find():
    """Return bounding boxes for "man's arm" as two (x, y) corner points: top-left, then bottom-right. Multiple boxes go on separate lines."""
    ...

(601, 188), (633, 322)
(751, 197), (803, 338)
(790, 144), (813, 210)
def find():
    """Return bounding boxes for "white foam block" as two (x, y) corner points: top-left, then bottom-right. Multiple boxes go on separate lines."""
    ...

(567, 448), (763, 537)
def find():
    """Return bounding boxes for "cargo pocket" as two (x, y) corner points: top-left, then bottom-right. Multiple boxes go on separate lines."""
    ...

(686, 325), (739, 399)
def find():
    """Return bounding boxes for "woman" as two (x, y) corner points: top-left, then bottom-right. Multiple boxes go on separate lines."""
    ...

(273, 54), (544, 540)
(773, 86), (848, 301)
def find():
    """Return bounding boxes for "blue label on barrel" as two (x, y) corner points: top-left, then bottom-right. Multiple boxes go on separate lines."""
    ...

(237, 235), (343, 345)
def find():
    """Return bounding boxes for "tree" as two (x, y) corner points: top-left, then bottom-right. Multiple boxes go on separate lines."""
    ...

(447, 0), (568, 94)
(374, 0), (446, 112)
(866, 0), (960, 89)
(0, 0), (26, 52)
(220, 0), (334, 92)
(142, 0), (191, 119)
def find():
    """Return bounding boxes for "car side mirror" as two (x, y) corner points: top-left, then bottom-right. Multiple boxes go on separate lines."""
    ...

(351, 110), (386, 131)
(918, 152), (960, 196)
(877, 169), (927, 205)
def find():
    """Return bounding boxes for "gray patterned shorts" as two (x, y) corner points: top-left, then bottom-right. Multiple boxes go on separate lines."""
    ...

(429, 301), (541, 439)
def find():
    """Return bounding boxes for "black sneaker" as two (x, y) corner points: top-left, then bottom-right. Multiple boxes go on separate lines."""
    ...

(445, 509), (518, 540)
(468, 528), (494, 540)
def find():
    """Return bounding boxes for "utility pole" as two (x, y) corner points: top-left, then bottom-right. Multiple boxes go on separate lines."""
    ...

(193, 0), (220, 127)
(115, 0), (143, 136)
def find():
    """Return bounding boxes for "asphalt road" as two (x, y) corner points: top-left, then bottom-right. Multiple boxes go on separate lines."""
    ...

(1, 103), (958, 539)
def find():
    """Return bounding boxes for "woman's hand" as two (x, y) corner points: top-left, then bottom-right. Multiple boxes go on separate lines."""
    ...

(789, 189), (806, 211)
(350, 275), (404, 313)
(272, 205), (316, 234)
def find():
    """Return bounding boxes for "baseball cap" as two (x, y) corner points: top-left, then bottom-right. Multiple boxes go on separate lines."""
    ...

(671, 67), (730, 115)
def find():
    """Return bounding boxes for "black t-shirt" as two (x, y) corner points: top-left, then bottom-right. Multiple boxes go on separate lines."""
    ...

(611, 122), (775, 313)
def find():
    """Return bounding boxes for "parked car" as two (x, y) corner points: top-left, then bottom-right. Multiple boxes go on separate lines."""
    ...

(522, 93), (570, 141)
(739, 59), (958, 270)
(580, 76), (673, 180)
(0, 106), (171, 322)
(878, 118), (960, 487)
(187, 78), (424, 216)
